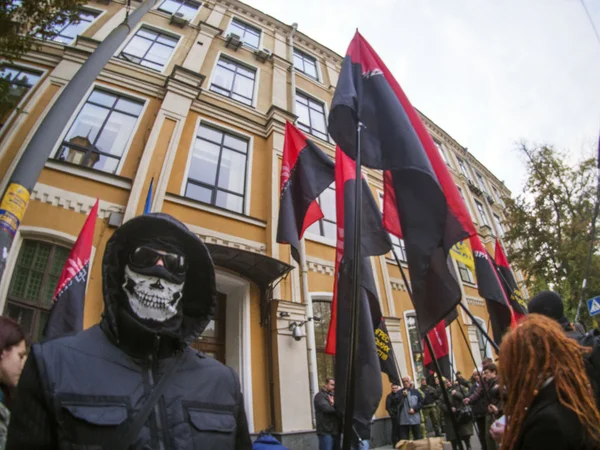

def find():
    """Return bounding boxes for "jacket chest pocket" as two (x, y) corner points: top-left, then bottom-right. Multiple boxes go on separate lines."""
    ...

(58, 397), (129, 449)
(186, 406), (236, 449)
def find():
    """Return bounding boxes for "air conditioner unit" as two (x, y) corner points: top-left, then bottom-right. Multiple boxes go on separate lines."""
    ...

(255, 47), (271, 62)
(226, 32), (242, 50)
(170, 12), (189, 28)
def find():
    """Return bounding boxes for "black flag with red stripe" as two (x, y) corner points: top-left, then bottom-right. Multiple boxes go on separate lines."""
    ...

(328, 31), (477, 335)
(276, 121), (334, 262)
(325, 147), (393, 430)
(494, 239), (527, 320)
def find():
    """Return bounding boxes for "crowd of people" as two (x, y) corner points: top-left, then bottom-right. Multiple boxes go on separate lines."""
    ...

(0, 215), (598, 450)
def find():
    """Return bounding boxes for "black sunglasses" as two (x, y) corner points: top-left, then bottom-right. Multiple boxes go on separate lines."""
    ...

(130, 247), (187, 275)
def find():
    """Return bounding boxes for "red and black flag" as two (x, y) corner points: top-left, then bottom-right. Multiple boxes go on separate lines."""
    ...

(328, 31), (477, 335)
(43, 200), (98, 340)
(470, 235), (515, 345)
(422, 318), (452, 380)
(375, 318), (401, 385)
(325, 147), (393, 429)
(276, 121), (334, 262)
(494, 239), (527, 320)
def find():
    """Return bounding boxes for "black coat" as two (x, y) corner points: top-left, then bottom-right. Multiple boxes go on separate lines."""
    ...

(314, 389), (340, 436)
(514, 381), (600, 450)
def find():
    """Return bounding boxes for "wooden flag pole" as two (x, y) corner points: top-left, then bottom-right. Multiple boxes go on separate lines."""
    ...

(341, 123), (364, 450)
(392, 250), (465, 450)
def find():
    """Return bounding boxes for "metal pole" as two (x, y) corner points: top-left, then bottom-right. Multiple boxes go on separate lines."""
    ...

(341, 123), (363, 450)
(392, 250), (464, 450)
(575, 166), (600, 322)
(299, 238), (319, 426)
(0, 0), (157, 281)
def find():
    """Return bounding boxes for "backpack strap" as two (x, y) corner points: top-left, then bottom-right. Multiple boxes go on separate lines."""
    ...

(110, 355), (185, 450)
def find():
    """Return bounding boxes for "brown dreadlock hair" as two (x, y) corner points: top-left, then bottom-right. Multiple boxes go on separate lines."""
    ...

(499, 314), (600, 450)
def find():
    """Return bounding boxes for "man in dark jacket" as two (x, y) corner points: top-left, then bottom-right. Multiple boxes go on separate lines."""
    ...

(420, 378), (441, 436)
(465, 364), (501, 450)
(385, 383), (402, 445)
(314, 378), (340, 450)
(468, 369), (488, 450)
(7, 214), (252, 449)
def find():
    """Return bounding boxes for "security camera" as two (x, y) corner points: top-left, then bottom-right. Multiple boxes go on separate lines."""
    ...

(292, 325), (305, 341)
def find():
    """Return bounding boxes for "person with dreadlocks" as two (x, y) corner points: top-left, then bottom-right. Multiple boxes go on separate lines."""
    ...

(495, 314), (600, 450)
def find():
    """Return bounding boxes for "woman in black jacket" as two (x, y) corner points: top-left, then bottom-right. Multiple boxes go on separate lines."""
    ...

(498, 314), (600, 450)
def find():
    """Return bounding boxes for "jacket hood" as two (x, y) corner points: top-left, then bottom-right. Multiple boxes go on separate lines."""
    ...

(101, 213), (216, 346)
(528, 290), (566, 323)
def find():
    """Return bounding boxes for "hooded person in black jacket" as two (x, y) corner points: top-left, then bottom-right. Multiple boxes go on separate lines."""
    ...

(6, 214), (252, 450)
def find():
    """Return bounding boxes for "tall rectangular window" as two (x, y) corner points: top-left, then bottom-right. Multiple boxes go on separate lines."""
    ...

(456, 185), (476, 222)
(307, 184), (336, 240)
(475, 200), (491, 227)
(158, 0), (202, 20)
(475, 171), (489, 194)
(492, 186), (505, 206)
(458, 261), (475, 284)
(227, 18), (261, 49)
(5, 240), (70, 343)
(313, 299), (335, 384)
(210, 57), (256, 106)
(296, 92), (328, 141)
(456, 157), (471, 180)
(493, 214), (505, 237)
(55, 89), (144, 174)
(120, 27), (179, 71)
(47, 9), (99, 45)
(434, 140), (450, 166)
(293, 48), (318, 80)
(0, 66), (42, 128)
(405, 313), (424, 381)
(377, 192), (406, 261)
(185, 124), (249, 214)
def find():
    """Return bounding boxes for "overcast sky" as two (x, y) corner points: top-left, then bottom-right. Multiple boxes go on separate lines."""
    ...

(244, 0), (600, 194)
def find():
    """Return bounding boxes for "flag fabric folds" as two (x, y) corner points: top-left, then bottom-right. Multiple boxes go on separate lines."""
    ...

(143, 178), (154, 214)
(469, 235), (515, 345)
(326, 147), (392, 429)
(276, 121), (335, 262)
(328, 31), (477, 336)
(43, 200), (98, 340)
(494, 240), (527, 319)
(375, 318), (401, 385)
(422, 319), (452, 380)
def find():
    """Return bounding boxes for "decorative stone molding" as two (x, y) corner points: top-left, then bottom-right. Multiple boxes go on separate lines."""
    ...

(466, 296), (485, 307)
(390, 277), (409, 292)
(184, 223), (267, 255)
(165, 65), (205, 99)
(306, 257), (335, 276)
(31, 183), (124, 219)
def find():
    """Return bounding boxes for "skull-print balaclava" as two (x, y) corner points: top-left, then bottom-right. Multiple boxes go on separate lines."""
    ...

(122, 240), (186, 331)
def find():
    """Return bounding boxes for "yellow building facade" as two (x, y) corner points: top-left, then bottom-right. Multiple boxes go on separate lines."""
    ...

(0, 0), (525, 446)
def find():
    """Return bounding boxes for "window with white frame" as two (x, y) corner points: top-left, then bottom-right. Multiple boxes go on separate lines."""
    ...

(45, 9), (99, 45)
(307, 184), (336, 240)
(493, 214), (505, 237)
(296, 92), (328, 141)
(474, 317), (492, 361)
(5, 239), (70, 343)
(312, 298), (335, 383)
(475, 200), (491, 227)
(475, 171), (489, 194)
(185, 123), (249, 214)
(456, 157), (471, 180)
(377, 192), (407, 261)
(55, 89), (144, 174)
(227, 18), (261, 49)
(158, 0), (202, 20)
(405, 312), (425, 381)
(456, 185), (476, 222)
(120, 27), (179, 71)
(434, 140), (450, 166)
(210, 56), (256, 106)
(293, 48), (318, 80)
(0, 66), (42, 128)
(457, 261), (475, 284)
(491, 186), (505, 206)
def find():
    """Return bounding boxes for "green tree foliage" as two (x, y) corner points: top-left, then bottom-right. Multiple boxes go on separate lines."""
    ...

(0, 0), (84, 116)
(503, 143), (599, 326)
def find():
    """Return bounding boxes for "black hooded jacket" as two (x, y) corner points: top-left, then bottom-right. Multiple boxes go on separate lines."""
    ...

(7, 214), (252, 450)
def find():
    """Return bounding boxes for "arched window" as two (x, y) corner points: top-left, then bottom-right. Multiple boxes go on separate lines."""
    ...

(4, 239), (70, 342)
(312, 297), (335, 384)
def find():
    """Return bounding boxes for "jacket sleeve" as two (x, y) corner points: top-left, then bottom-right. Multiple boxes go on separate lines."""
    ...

(385, 394), (392, 415)
(414, 390), (424, 412)
(467, 382), (484, 403)
(6, 355), (57, 450)
(314, 392), (336, 414)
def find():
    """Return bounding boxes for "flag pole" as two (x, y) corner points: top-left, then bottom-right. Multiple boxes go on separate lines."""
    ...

(298, 238), (319, 426)
(457, 303), (500, 353)
(341, 122), (364, 450)
(392, 250), (465, 450)
(575, 163), (600, 322)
